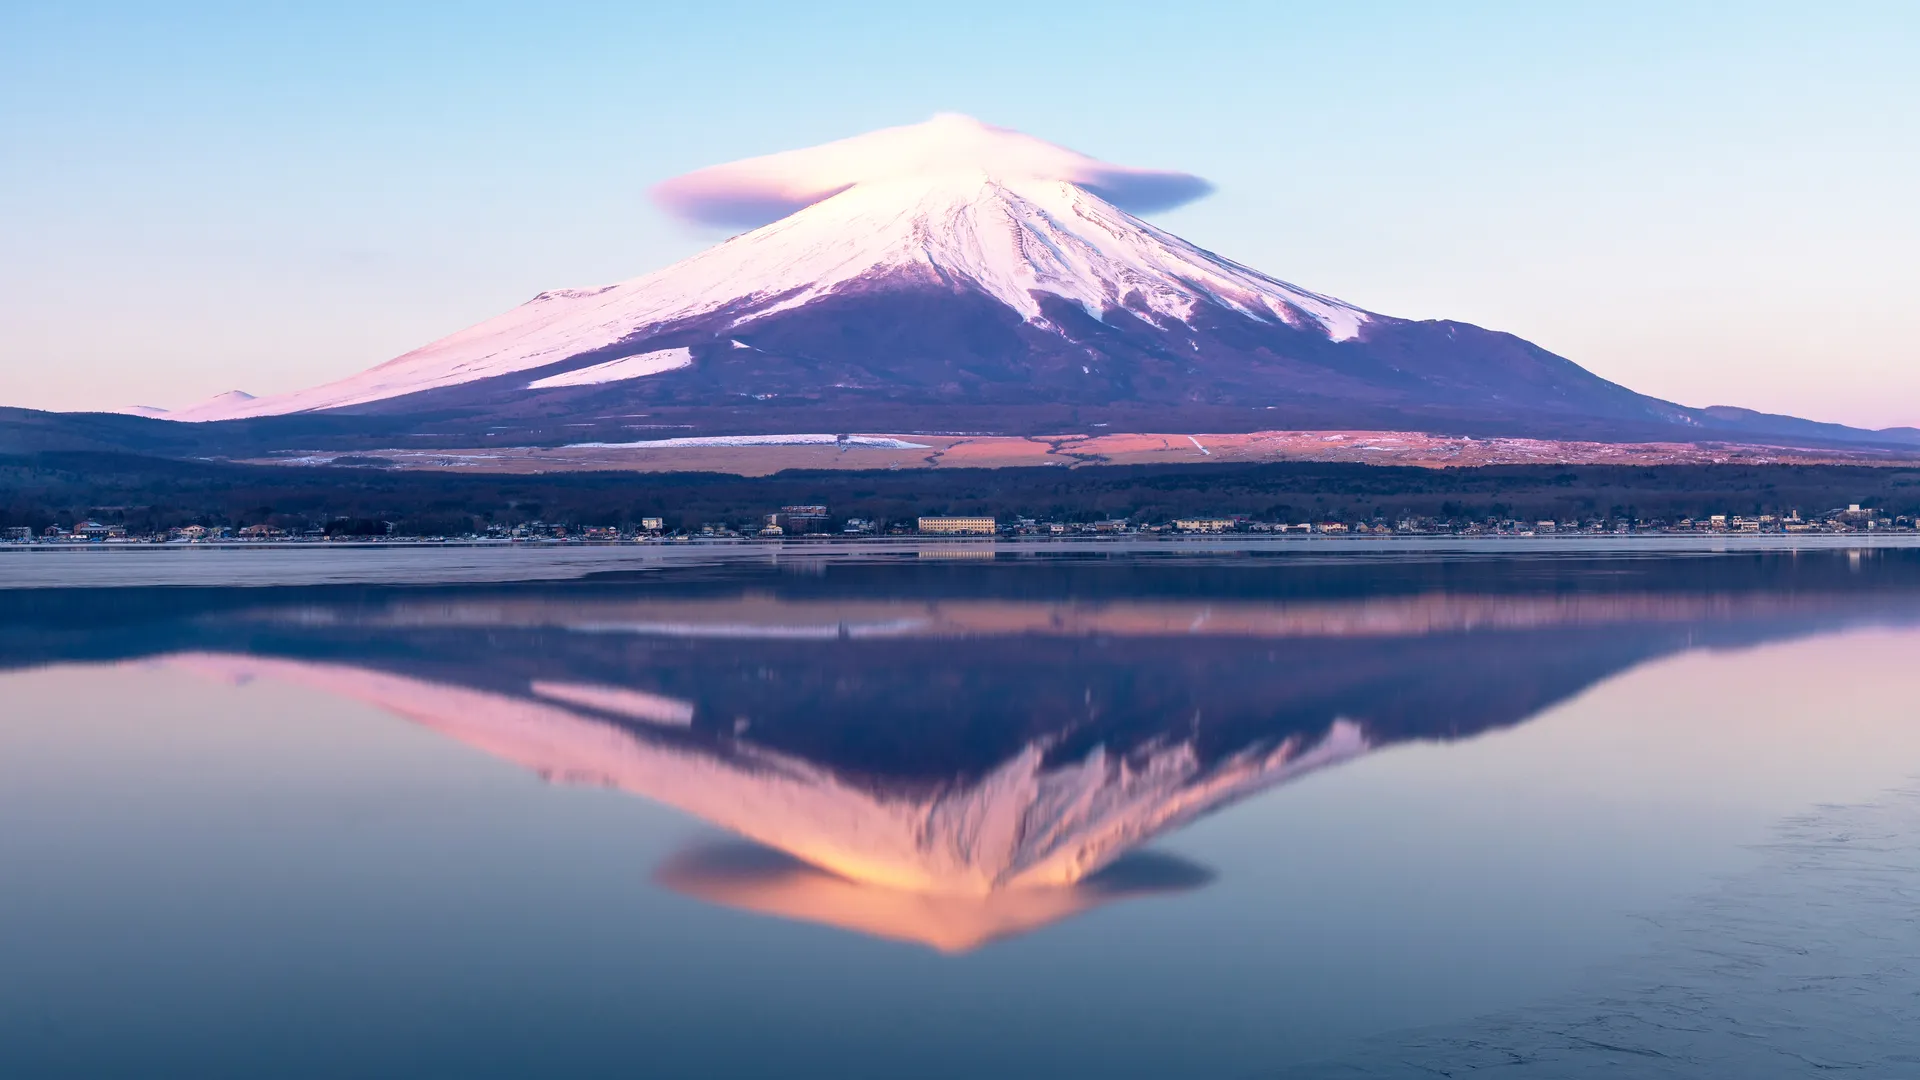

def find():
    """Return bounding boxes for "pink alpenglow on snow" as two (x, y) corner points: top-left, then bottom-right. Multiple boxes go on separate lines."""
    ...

(151, 652), (1368, 905)
(523, 347), (693, 389)
(151, 117), (1353, 424)
(651, 112), (1214, 229)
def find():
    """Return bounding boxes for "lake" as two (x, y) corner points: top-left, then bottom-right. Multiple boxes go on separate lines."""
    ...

(3, 541), (1918, 1078)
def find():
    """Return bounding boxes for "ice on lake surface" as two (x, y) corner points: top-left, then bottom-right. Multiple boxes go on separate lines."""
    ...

(2, 544), (1917, 1078)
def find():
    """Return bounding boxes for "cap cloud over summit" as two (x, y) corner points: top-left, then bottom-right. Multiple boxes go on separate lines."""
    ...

(650, 113), (1214, 229)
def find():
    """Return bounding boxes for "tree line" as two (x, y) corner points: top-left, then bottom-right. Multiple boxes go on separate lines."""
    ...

(3, 452), (1918, 536)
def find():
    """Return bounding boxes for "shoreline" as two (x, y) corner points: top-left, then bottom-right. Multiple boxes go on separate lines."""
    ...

(6, 531), (1920, 551)
(5, 533), (1919, 591)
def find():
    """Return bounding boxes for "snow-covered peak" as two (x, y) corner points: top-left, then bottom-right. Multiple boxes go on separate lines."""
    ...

(161, 173), (1372, 422)
(696, 172), (1370, 333)
(653, 112), (1213, 227)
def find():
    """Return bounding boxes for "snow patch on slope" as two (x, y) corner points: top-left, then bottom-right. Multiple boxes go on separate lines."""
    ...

(529, 680), (695, 727)
(526, 347), (693, 389)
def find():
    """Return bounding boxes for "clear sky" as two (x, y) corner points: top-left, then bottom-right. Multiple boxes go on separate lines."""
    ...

(3, 1), (1916, 427)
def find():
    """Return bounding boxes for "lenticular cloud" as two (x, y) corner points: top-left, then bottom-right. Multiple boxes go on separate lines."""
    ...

(651, 113), (1214, 229)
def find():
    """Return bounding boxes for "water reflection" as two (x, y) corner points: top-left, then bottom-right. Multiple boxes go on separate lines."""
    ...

(138, 647), (1361, 947)
(6, 549), (1920, 951)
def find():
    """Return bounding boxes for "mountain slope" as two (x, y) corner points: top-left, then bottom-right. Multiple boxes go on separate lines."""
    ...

(166, 172), (1376, 422)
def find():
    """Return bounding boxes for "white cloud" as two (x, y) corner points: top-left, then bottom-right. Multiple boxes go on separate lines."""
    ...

(650, 113), (1212, 228)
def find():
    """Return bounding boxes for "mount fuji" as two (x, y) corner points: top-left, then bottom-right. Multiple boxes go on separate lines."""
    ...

(67, 115), (1920, 451)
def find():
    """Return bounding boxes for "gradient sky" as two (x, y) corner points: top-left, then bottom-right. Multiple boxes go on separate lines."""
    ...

(3, 1), (1916, 427)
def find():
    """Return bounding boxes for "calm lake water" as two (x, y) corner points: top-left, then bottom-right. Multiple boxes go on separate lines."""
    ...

(3, 542), (1918, 1078)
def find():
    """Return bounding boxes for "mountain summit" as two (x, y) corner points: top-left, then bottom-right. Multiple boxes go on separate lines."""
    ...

(136, 116), (1912, 448)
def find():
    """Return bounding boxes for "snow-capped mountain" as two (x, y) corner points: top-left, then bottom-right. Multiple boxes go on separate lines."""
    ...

(160, 146), (1370, 423)
(116, 115), (1911, 447)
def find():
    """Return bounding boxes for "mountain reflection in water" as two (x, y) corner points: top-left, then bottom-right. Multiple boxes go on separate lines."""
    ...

(6, 549), (1919, 951)
(136, 648), (1362, 949)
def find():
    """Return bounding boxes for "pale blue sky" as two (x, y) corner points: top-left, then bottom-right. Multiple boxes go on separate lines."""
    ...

(3, 1), (1916, 426)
